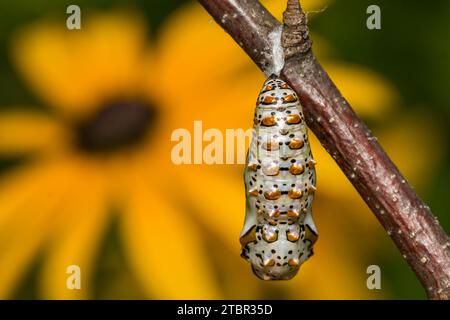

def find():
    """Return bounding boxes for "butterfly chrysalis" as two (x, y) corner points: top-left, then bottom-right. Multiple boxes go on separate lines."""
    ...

(240, 75), (318, 280)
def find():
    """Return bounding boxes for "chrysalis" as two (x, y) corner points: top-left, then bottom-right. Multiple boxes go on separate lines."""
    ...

(240, 75), (318, 280)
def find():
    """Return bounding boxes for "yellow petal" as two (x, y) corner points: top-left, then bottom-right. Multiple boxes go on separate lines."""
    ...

(120, 176), (221, 299)
(208, 244), (261, 299)
(179, 167), (244, 252)
(0, 161), (76, 298)
(323, 62), (399, 119)
(155, 3), (256, 104)
(39, 174), (109, 299)
(0, 165), (44, 228)
(309, 131), (357, 201)
(377, 112), (445, 190)
(0, 111), (67, 155)
(12, 11), (149, 119)
(0, 198), (56, 299)
(285, 201), (381, 299)
(0, 160), (72, 228)
(262, 0), (331, 21)
(285, 247), (374, 299)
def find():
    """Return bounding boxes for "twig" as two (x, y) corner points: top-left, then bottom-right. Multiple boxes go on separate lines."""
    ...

(198, 0), (450, 299)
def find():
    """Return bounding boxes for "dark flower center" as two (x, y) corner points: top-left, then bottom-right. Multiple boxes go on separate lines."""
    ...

(76, 99), (157, 153)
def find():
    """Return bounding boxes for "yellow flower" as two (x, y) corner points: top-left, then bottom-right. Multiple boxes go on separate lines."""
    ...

(1, 9), (223, 300)
(0, 1), (443, 299)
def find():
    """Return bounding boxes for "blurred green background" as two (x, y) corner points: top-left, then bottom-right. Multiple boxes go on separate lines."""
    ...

(0, 0), (448, 300)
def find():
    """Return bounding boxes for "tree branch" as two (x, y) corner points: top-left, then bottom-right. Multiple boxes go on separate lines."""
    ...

(198, 0), (450, 299)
